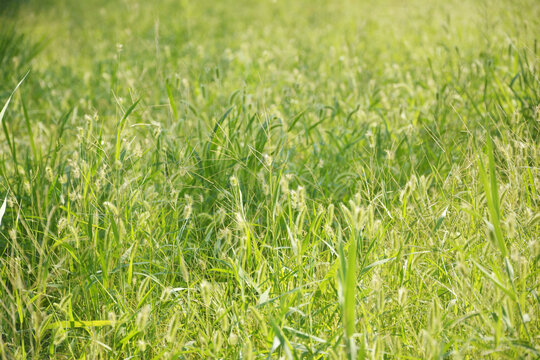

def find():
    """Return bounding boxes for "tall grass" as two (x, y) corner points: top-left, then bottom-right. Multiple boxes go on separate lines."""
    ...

(0, 0), (538, 358)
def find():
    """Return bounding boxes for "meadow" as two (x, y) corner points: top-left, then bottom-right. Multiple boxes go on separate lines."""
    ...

(0, 0), (539, 358)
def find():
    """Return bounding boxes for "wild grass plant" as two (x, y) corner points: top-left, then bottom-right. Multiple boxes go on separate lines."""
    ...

(0, 0), (538, 358)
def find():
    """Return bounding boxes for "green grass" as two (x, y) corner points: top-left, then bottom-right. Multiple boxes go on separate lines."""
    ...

(0, 0), (539, 358)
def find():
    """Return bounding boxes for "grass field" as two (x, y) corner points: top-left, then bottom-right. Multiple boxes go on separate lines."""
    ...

(0, 0), (539, 358)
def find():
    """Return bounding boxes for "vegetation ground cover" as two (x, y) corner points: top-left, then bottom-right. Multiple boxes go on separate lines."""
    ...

(0, 0), (539, 358)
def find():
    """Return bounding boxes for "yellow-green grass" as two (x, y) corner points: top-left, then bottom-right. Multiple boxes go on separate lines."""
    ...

(0, 0), (538, 358)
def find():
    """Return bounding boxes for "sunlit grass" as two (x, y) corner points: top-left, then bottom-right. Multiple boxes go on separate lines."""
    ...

(0, 0), (538, 358)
